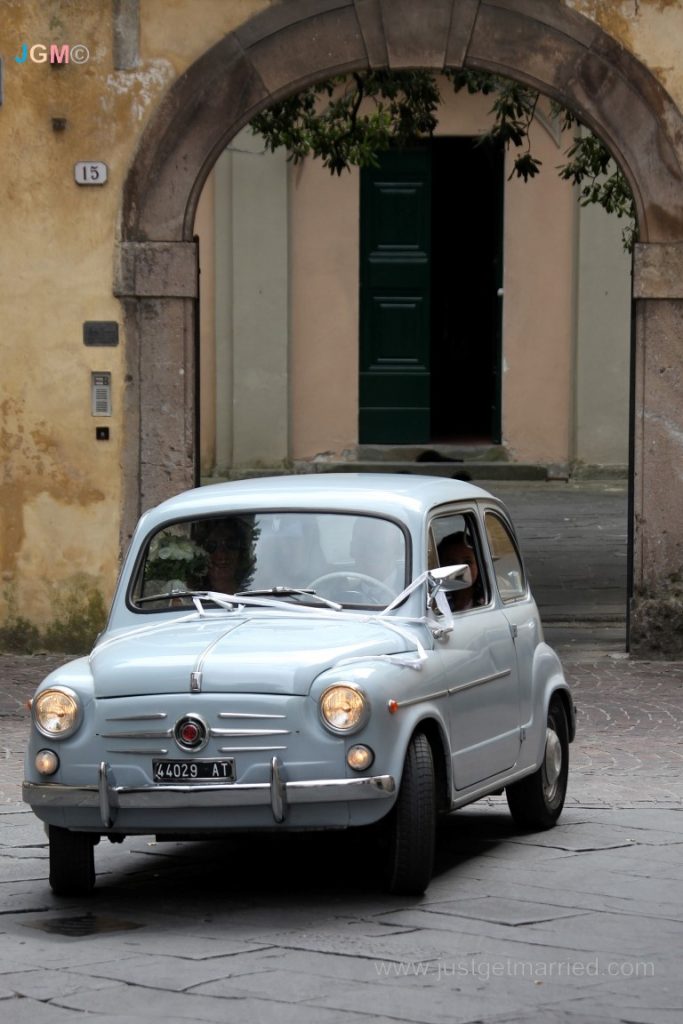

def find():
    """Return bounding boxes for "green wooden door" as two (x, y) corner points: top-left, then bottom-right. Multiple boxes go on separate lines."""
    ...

(359, 149), (431, 443)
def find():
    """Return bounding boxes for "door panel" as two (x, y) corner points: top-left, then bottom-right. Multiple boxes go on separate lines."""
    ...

(438, 611), (521, 790)
(360, 149), (431, 443)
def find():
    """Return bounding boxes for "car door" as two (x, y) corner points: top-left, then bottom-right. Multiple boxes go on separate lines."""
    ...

(429, 509), (521, 791)
(482, 508), (541, 731)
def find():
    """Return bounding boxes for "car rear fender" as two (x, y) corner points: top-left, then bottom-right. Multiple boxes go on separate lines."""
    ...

(527, 642), (575, 765)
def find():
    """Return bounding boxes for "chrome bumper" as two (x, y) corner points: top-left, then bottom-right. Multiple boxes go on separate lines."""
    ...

(23, 758), (396, 828)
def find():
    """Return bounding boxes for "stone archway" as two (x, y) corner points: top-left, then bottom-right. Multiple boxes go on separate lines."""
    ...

(116, 0), (683, 654)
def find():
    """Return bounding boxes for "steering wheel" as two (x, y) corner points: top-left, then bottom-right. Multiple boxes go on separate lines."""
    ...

(308, 571), (395, 604)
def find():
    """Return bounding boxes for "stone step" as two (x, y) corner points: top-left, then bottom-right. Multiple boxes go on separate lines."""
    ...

(206, 462), (549, 483)
(355, 444), (509, 463)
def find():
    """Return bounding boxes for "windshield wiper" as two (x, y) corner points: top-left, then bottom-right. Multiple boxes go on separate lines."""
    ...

(136, 590), (239, 607)
(237, 587), (342, 610)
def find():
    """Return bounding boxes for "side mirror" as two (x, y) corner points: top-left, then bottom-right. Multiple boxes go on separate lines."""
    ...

(428, 563), (472, 591)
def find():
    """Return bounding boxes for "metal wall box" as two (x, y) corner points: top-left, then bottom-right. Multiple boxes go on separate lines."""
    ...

(84, 322), (119, 347)
(91, 372), (112, 416)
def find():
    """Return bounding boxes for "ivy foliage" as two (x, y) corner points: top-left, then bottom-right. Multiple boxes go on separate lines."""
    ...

(250, 69), (636, 250)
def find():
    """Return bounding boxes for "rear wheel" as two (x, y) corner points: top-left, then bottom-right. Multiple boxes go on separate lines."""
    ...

(48, 825), (96, 896)
(506, 698), (569, 830)
(387, 731), (435, 895)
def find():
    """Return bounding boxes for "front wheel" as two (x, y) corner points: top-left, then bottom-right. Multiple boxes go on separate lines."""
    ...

(506, 698), (569, 830)
(48, 825), (96, 896)
(386, 731), (436, 895)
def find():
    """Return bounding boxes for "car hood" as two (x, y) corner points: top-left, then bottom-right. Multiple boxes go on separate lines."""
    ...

(91, 613), (412, 698)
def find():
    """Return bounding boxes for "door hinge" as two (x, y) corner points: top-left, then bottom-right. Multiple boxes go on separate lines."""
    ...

(510, 622), (519, 640)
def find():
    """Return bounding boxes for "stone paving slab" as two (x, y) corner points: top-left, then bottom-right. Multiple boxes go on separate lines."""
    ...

(2, 632), (683, 1020)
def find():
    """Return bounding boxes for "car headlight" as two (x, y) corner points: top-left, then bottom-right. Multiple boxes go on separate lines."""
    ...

(33, 687), (82, 739)
(320, 684), (369, 734)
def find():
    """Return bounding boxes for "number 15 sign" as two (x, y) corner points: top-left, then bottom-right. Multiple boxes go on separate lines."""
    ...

(74, 161), (108, 186)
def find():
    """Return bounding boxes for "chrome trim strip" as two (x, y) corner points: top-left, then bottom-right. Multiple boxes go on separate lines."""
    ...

(392, 669), (512, 710)
(100, 730), (173, 739)
(217, 713), (287, 720)
(210, 728), (290, 737)
(23, 774), (396, 816)
(192, 624), (239, 692)
(104, 713), (168, 722)
(106, 747), (169, 755)
(448, 669), (511, 695)
(217, 745), (287, 752)
(393, 688), (449, 709)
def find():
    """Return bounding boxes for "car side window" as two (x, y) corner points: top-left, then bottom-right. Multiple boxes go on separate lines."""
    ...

(429, 512), (488, 612)
(485, 512), (527, 604)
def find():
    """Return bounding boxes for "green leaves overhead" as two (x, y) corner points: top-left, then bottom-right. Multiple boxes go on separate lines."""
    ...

(250, 68), (636, 249)
(252, 71), (441, 175)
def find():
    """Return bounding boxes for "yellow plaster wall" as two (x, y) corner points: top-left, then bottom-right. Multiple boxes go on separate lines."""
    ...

(566, 1), (683, 108)
(0, 0), (269, 627)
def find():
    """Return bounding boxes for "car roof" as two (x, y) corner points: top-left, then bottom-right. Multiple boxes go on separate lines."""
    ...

(143, 474), (495, 529)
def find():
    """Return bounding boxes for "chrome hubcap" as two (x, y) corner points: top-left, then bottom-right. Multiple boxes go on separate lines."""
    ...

(543, 727), (562, 801)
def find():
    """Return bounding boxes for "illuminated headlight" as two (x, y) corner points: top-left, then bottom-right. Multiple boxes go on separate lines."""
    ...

(320, 684), (369, 734)
(35, 750), (60, 775)
(347, 745), (374, 771)
(33, 687), (82, 739)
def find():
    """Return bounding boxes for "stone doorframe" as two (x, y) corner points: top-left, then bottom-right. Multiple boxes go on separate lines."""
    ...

(115, 0), (683, 654)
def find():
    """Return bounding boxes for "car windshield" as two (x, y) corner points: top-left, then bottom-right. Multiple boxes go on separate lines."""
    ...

(130, 511), (408, 611)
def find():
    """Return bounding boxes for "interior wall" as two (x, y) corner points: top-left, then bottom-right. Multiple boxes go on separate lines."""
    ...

(575, 195), (632, 467)
(195, 176), (216, 474)
(501, 115), (578, 466)
(289, 159), (360, 461)
(200, 129), (290, 475)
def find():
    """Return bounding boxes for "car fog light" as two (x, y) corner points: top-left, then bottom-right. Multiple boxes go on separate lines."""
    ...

(320, 684), (369, 734)
(35, 750), (59, 775)
(347, 745), (374, 771)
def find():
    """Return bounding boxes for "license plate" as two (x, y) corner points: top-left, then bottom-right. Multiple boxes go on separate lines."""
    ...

(152, 759), (235, 783)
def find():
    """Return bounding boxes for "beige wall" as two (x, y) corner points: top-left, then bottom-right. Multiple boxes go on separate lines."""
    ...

(501, 118), (578, 465)
(289, 160), (360, 460)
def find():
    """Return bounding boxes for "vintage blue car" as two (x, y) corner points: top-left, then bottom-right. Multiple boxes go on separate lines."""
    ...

(24, 474), (575, 896)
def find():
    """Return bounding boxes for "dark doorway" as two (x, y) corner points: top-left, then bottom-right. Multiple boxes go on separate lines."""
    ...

(359, 138), (504, 445)
(431, 137), (504, 442)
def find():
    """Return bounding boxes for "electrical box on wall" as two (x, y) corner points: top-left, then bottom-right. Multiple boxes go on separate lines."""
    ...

(91, 372), (112, 416)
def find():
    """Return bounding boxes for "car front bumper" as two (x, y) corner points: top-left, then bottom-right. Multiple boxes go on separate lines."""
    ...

(23, 758), (396, 829)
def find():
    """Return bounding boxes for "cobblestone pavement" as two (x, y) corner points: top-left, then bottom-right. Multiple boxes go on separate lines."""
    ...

(2, 484), (682, 1022)
(1, 642), (682, 1023)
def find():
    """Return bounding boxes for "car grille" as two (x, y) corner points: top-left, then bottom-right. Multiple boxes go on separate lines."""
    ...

(96, 696), (295, 756)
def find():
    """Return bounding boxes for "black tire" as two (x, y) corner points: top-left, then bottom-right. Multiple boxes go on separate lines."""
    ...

(387, 731), (436, 896)
(48, 825), (96, 896)
(506, 698), (569, 830)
